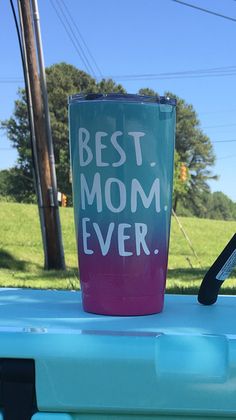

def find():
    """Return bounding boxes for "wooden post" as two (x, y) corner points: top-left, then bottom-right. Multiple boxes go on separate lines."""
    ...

(20, 0), (65, 269)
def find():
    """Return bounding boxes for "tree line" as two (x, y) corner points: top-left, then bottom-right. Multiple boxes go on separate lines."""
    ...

(0, 62), (235, 220)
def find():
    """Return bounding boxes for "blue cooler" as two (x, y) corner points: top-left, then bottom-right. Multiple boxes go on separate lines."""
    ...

(0, 288), (235, 419)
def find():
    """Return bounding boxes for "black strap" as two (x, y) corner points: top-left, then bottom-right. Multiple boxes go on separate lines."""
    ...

(0, 358), (37, 420)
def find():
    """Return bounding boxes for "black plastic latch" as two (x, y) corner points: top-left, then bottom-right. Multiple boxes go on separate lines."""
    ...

(0, 358), (37, 420)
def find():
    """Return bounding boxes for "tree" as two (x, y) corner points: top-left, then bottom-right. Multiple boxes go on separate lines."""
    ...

(138, 88), (217, 212)
(176, 190), (236, 220)
(0, 168), (35, 203)
(204, 191), (236, 220)
(138, 89), (217, 213)
(168, 93), (217, 212)
(138, 88), (157, 97)
(1, 63), (126, 204)
(210, 192), (236, 220)
(1, 64), (217, 214)
(173, 150), (189, 210)
(97, 78), (126, 94)
(1, 89), (35, 201)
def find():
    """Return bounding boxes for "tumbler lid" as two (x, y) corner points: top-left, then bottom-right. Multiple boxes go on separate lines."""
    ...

(69, 93), (176, 106)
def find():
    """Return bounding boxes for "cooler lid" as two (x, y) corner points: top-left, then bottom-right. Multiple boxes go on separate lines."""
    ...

(0, 289), (235, 416)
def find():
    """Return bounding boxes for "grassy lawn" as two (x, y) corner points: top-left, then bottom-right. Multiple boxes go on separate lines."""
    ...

(0, 201), (236, 295)
(0, 202), (79, 289)
(168, 216), (236, 293)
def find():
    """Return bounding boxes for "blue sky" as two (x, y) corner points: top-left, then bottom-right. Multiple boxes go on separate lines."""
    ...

(1, 0), (236, 201)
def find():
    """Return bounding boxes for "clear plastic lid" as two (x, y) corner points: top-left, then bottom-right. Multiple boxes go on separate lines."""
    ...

(69, 93), (176, 106)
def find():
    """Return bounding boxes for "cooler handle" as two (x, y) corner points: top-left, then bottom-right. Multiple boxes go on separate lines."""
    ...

(198, 233), (236, 305)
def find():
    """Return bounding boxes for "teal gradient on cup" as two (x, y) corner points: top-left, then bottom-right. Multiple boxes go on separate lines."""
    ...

(69, 94), (176, 315)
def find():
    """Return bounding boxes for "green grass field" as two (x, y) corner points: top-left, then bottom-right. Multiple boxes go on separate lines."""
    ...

(0, 202), (236, 294)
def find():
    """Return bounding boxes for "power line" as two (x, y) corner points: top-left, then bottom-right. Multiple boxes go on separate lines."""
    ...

(112, 65), (236, 78)
(108, 66), (236, 81)
(59, 0), (103, 79)
(55, 0), (96, 78)
(2, 71), (236, 83)
(202, 123), (236, 129)
(49, 0), (92, 76)
(111, 72), (236, 81)
(0, 79), (24, 83)
(199, 109), (236, 115)
(49, 0), (100, 79)
(217, 154), (236, 160)
(171, 0), (236, 23)
(212, 139), (236, 143)
(2, 64), (236, 84)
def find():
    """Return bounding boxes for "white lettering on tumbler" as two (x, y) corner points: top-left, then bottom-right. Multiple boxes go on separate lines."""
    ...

(82, 218), (94, 254)
(78, 128), (93, 166)
(95, 132), (109, 167)
(105, 178), (126, 213)
(80, 173), (102, 212)
(77, 128), (165, 257)
(80, 220), (152, 256)
(111, 131), (126, 167)
(128, 132), (145, 166)
(93, 222), (115, 256)
(131, 178), (160, 213)
(135, 223), (150, 256)
(118, 224), (133, 256)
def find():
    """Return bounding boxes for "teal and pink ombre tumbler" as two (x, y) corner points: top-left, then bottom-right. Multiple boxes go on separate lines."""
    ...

(69, 93), (176, 315)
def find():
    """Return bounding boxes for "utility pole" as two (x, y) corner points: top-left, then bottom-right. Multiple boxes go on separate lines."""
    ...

(17, 0), (48, 268)
(19, 0), (65, 269)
